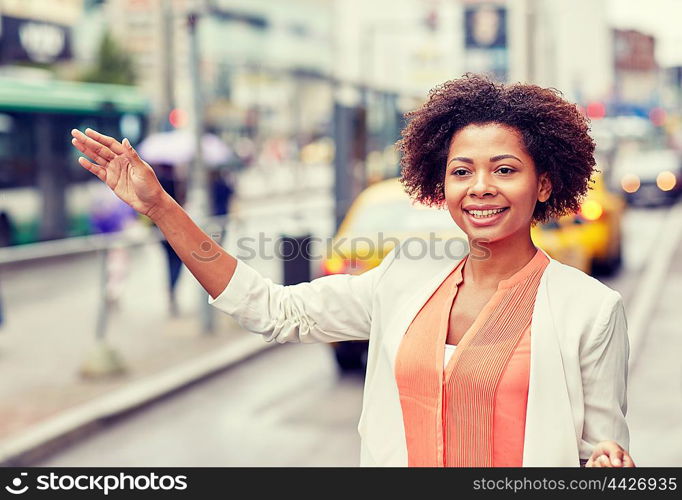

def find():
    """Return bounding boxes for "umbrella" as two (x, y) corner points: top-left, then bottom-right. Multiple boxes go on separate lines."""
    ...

(137, 130), (232, 167)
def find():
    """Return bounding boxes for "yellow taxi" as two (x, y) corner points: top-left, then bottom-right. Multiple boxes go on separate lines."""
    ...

(531, 171), (625, 276)
(321, 178), (468, 278)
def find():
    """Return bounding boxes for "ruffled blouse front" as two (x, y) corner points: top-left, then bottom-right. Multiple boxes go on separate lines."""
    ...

(394, 248), (549, 466)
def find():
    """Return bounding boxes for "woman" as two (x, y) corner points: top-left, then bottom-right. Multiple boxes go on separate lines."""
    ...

(70, 74), (633, 468)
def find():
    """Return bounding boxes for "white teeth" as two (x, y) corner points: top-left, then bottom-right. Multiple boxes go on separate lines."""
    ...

(467, 208), (506, 218)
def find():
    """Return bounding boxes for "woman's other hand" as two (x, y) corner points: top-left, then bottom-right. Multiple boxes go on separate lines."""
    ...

(71, 128), (169, 219)
(585, 440), (636, 467)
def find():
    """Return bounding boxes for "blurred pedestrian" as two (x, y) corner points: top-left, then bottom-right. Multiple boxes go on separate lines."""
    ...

(153, 162), (184, 316)
(209, 168), (234, 245)
(0, 211), (12, 248)
(89, 184), (137, 310)
(70, 74), (635, 468)
(90, 185), (137, 234)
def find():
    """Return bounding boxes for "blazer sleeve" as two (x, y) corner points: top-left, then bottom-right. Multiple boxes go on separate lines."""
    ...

(208, 246), (400, 344)
(578, 290), (630, 459)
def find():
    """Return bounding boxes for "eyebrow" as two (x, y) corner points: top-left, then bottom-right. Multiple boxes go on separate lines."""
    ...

(448, 154), (522, 165)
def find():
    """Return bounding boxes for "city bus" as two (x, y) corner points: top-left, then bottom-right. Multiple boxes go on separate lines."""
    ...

(0, 77), (149, 245)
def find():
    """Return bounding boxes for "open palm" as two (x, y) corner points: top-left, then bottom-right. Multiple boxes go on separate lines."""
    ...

(71, 128), (166, 217)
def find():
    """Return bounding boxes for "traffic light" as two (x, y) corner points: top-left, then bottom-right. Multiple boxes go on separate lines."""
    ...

(649, 107), (666, 127)
(585, 102), (606, 119)
(168, 108), (188, 128)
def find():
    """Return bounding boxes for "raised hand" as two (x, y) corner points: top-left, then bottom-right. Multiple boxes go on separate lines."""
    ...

(71, 128), (168, 218)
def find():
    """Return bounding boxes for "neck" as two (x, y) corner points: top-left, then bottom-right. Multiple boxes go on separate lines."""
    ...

(464, 231), (538, 289)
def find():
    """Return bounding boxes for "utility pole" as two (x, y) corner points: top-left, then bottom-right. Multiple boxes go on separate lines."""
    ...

(186, 9), (214, 334)
(159, 0), (175, 132)
(526, 0), (537, 83)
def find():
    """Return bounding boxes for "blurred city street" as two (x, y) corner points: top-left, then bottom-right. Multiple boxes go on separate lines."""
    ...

(36, 344), (365, 467)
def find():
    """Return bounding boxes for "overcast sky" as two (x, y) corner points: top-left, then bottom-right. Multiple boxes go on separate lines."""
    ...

(607, 0), (682, 66)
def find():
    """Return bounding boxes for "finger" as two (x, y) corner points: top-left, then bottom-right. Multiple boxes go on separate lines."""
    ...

(78, 156), (106, 182)
(71, 130), (116, 161)
(84, 127), (126, 155)
(122, 137), (134, 152)
(610, 449), (624, 467)
(72, 129), (113, 159)
(600, 443), (624, 467)
(71, 139), (109, 167)
(72, 138), (110, 166)
(597, 454), (613, 467)
(623, 453), (636, 468)
(585, 458), (594, 467)
(588, 447), (602, 462)
(70, 135), (87, 154)
(122, 137), (144, 163)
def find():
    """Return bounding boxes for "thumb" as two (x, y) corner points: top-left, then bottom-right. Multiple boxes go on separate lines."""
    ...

(122, 138), (152, 178)
(122, 137), (145, 164)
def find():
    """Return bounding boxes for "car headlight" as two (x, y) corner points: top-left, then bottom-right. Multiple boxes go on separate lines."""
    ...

(656, 171), (677, 191)
(322, 256), (346, 275)
(620, 174), (640, 193)
(580, 199), (603, 221)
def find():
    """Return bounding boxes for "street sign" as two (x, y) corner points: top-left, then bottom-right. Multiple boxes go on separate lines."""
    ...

(0, 15), (72, 64)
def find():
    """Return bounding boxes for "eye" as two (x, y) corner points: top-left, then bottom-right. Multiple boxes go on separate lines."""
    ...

(451, 167), (515, 176)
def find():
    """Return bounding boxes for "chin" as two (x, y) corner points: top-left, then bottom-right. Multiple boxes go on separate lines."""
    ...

(466, 225), (513, 243)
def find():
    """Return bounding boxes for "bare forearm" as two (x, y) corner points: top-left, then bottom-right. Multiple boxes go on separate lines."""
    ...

(148, 194), (237, 300)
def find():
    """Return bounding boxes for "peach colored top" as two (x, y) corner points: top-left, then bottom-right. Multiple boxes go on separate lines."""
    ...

(394, 248), (549, 467)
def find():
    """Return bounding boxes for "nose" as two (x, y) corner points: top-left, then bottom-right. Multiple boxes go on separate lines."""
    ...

(467, 170), (497, 197)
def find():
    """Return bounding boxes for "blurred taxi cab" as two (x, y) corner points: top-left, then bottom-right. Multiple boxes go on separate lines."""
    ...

(321, 177), (467, 278)
(531, 170), (625, 276)
(321, 174), (624, 370)
(611, 149), (682, 207)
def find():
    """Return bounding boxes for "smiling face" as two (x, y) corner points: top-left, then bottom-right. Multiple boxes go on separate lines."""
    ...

(444, 123), (552, 245)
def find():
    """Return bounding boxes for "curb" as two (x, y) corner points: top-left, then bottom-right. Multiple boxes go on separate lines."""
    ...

(0, 335), (275, 466)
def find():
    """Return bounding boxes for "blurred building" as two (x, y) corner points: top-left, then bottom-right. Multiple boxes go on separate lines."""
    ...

(0, 0), (82, 31)
(508, 0), (614, 103)
(332, 0), (614, 103)
(612, 29), (660, 109)
(98, 0), (334, 143)
(332, 0), (462, 97)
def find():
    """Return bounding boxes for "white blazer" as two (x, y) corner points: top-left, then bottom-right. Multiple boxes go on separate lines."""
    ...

(209, 240), (630, 467)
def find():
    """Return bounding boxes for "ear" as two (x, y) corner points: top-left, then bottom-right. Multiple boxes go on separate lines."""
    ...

(537, 172), (552, 203)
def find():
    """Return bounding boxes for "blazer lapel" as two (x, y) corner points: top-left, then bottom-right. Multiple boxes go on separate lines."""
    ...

(382, 256), (464, 373)
(522, 258), (581, 466)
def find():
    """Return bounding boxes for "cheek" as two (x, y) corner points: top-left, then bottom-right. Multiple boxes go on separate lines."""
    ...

(444, 186), (464, 221)
(517, 186), (541, 208)
(443, 179), (461, 204)
(503, 181), (537, 204)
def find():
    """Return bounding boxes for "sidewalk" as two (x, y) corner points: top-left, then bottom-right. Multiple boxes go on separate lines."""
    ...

(0, 242), (272, 466)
